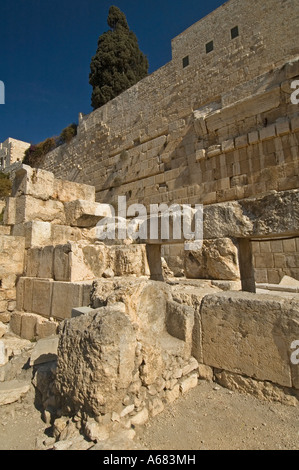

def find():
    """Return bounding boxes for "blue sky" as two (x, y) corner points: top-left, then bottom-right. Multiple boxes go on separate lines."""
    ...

(0, 0), (225, 144)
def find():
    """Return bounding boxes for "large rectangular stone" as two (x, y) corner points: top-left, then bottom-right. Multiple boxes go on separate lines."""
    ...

(51, 281), (93, 320)
(15, 196), (66, 225)
(26, 246), (54, 278)
(31, 279), (53, 317)
(0, 235), (25, 276)
(201, 292), (299, 388)
(51, 225), (82, 245)
(11, 165), (54, 201)
(53, 179), (95, 203)
(64, 200), (112, 228)
(13, 221), (52, 248)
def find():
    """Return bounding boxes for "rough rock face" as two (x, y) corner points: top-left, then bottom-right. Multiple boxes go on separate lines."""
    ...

(55, 280), (197, 418)
(55, 307), (136, 415)
(185, 238), (240, 280)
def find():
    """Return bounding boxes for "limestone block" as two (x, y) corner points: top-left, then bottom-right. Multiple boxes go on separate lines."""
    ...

(275, 120), (290, 136)
(20, 313), (39, 341)
(259, 125), (276, 141)
(36, 318), (58, 338)
(166, 301), (194, 349)
(3, 197), (16, 225)
(51, 281), (93, 320)
(110, 245), (150, 277)
(31, 280), (53, 317)
(53, 178), (95, 203)
(180, 374), (198, 394)
(10, 311), (22, 336)
(195, 149), (206, 162)
(235, 134), (248, 149)
(51, 225), (83, 245)
(53, 243), (105, 282)
(26, 246), (54, 278)
(201, 292), (299, 388)
(0, 235), (25, 276)
(0, 226), (10, 236)
(55, 306), (137, 415)
(30, 336), (59, 365)
(15, 195), (66, 225)
(185, 238), (240, 280)
(13, 221), (52, 248)
(165, 384), (180, 404)
(203, 201), (253, 239)
(65, 200), (112, 227)
(222, 139), (235, 153)
(204, 190), (299, 239)
(11, 165), (54, 200)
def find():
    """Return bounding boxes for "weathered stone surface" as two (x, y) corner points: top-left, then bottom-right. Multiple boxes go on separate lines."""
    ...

(13, 221), (52, 248)
(131, 408), (149, 426)
(26, 246), (54, 278)
(12, 165), (54, 201)
(85, 419), (110, 442)
(203, 190), (299, 239)
(201, 292), (299, 388)
(53, 178), (95, 203)
(215, 370), (299, 406)
(165, 384), (180, 403)
(51, 281), (92, 320)
(55, 305), (137, 415)
(15, 195), (66, 225)
(30, 336), (59, 366)
(198, 364), (214, 382)
(0, 321), (8, 338)
(0, 235), (25, 276)
(185, 238), (240, 280)
(3, 198), (16, 226)
(65, 200), (111, 227)
(166, 301), (194, 353)
(180, 374), (198, 394)
(0, 380), (30, 405)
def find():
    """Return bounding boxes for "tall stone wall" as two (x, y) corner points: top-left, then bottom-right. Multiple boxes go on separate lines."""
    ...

(40, 0), (299, 212)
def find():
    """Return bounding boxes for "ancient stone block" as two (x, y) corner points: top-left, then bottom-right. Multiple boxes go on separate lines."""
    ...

(26, 246), (54, 278)
(3, 197), (16, 226)
(53, 178), (95, 203)
(11, 165), (54, 200)
(55, 306), (137, 415)
(0, 235), (25, 276)
(166, 300), (194, 347)
(15, 196), (66, 225)
(201, 292), (299, 388)
(51, 281), (92, 320)
(31, 279), (53, 317)
(65, 200), (112, 228)
(185, 238), (240, 280)
(13, 221), (52, 248)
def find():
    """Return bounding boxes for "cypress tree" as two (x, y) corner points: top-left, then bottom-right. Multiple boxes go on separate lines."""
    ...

(89, 6), (149, 110)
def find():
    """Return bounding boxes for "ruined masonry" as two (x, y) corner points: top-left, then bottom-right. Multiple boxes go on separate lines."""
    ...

(0, 0), (299, 450)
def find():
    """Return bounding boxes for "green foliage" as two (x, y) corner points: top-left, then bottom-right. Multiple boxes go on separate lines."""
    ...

(0, 172), (12, 198)
(59, 123), (78, 144)
(23, 137), (56, 168)
(90, 6), (149, 110)
(23, 123), (77, 168)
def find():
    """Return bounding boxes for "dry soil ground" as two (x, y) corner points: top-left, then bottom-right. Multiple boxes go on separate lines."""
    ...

(0, 381), (298, 451)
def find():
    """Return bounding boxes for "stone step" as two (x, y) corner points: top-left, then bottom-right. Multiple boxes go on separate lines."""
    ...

(0, 379), (30, 406)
